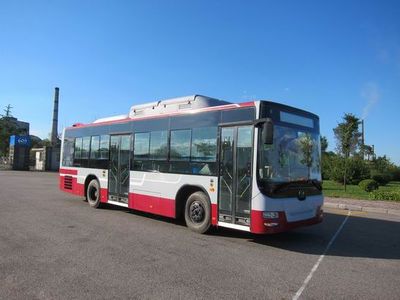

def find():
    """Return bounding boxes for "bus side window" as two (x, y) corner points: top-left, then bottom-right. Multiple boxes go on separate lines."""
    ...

(79, 136), (91, 167)
(99, 135), (110, 160)
(191, 127), (217, 162)
(90, 136), (100, 160)
(149, 130), (168, 172)
(170, 129), (191, 161)
(150, 131), (168, 160)
(62, 137), (74, 167)
(81, 137), (91, 160)
(74, 137), (83, 166)
(133, 132), (150, 170)
(170, 129), (191, 173)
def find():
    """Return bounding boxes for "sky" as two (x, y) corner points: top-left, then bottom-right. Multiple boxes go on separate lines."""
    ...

(0, 0), (399, 164)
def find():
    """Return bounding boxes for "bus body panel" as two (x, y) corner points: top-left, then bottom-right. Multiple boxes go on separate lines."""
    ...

(60, 166), (218, 222)
(60, 167), (109, 202)
(250, 191), (323, 222)
(249, 190), (323, 234)
(130, 171), (217, 206)
(129, 171), (217, 220)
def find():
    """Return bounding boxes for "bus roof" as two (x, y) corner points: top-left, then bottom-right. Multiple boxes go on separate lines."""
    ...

(67, 96), (319, 130)
(128, 95), (231, 119)
(70, 95), (253, 129)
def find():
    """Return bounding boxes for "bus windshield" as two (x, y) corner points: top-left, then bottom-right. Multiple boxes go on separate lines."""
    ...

(258, 124), (321, 183)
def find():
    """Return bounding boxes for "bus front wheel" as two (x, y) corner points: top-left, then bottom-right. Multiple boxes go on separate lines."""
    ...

(87, 179), (102, 208)
(184, 191), (211, 234)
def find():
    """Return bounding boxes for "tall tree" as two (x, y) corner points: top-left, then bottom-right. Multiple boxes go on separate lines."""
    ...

(3, 104), (13, 117)
(320, 136), (328, 153)
(362, 145), (374, 161)
(333, 113), (361, 190)
(0, 105), (22, 156)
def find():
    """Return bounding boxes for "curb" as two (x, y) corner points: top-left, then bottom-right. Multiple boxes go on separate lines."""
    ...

(324, 202), (400, 217)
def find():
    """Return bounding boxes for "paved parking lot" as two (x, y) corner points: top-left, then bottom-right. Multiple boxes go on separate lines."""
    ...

(1, 171), (399, 299)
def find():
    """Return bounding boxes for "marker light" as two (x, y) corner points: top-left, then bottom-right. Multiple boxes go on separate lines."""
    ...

(262, 211), (279, 219)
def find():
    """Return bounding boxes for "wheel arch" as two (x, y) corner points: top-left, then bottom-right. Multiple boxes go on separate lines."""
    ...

(175, 184), (210, 219)
(84, 174), (100, 198)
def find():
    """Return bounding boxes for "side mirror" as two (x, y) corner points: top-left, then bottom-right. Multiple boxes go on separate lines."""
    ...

(262, 119), (274, 144)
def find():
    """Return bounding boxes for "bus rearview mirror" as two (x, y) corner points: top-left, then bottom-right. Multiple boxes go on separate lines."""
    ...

(262, 119), (274, 145)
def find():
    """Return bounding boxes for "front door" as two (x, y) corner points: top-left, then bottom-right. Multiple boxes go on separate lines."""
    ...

(109, 134), (131, 204)
(219, 126), (253, 226)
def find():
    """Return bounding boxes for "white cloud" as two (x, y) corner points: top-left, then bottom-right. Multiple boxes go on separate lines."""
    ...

(361, 82), (380, 119)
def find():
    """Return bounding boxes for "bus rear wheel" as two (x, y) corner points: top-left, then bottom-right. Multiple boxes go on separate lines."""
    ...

(87, 179), (102, 208)
(184, 191), (211, 234)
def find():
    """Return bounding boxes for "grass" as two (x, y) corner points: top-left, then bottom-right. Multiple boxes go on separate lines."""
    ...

(322, 180), (400, 201)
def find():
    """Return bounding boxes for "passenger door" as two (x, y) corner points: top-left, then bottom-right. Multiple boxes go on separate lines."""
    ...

(108, 134), (131, 204)
(218, 126), (253, 226)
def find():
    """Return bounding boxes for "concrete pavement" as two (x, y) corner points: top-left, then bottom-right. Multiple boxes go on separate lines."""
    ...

(1, 171), (399, 299)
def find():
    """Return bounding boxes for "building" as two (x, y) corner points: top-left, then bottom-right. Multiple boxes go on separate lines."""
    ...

(6, 116), (30, 135)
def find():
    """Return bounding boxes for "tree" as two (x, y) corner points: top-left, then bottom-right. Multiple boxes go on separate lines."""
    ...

(41, 138), (52, 147)
(320, 136), (328, 153)
(370, 155), (397, 185)
(330, 156), (370, 185)
(0, 105), (23, 156)
(3, 104), (12, 117)
(362, 145), (375, 161)
(321, 151), (336, 180)
(333, 113), (361, 191)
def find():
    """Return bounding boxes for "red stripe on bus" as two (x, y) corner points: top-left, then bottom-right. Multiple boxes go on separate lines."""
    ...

(211, 203), (218, 225)
(59, 175), (84, 196)
(128, 193), (175, 218)
(239, 101), (256, 107)
(100, 188), (108, 203)
(59, 168), (78, 175)
(60, 181), (217, 226)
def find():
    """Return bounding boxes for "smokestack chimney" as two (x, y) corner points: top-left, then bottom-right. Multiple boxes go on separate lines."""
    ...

(361, 119), (365, 159)
(50, 87), (59, 146)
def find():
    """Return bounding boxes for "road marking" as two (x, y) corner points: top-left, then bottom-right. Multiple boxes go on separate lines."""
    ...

(292, 210), (351, 300)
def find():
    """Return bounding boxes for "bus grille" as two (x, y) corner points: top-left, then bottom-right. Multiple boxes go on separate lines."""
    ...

(64, 176), (73, 190)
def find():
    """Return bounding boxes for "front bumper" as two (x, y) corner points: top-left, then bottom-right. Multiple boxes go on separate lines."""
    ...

(250, 208), (323, 234)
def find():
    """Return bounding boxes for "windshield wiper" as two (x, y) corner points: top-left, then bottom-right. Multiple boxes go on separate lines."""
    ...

(273, 179), (322, 193)
(309, 179), (322, 191)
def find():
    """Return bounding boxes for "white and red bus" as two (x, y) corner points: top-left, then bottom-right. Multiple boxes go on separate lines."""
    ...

(59, 95), (323, 234)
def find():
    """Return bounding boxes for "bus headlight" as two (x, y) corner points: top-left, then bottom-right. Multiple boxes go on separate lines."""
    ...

(263, 211), (279, 219)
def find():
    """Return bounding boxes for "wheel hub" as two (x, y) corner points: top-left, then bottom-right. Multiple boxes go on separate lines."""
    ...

(190, 202), (204, 223)
(89, 186), (98, 202)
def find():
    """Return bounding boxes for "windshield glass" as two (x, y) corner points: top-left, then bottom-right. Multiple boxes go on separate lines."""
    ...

(258, 125), (321, 183)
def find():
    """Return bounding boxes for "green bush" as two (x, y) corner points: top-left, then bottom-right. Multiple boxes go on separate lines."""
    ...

(371, 173), (391, 186)
(331, 157), (370, 185)
(358, 179), (379, 192)
(390, 167), (400, 181)
(369, 190), (400, 201)
(321, 152), (335, 180)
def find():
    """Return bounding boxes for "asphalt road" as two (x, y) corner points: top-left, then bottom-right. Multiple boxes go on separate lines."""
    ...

(1, 171), (399, 300)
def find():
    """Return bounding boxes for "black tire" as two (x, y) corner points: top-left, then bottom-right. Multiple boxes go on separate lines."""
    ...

(184, 191), (211, 234)
(86, 179), (102, 208)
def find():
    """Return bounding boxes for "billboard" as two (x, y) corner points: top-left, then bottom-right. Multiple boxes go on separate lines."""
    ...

(9, 135), (31, 147)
